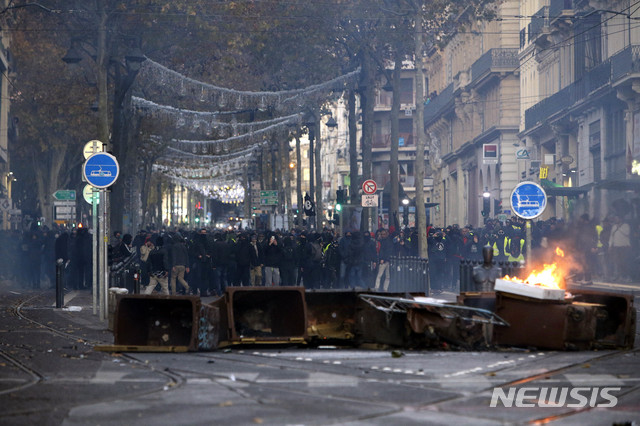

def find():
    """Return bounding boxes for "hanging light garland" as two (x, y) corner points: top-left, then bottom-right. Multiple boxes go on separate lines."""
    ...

(133, 96), (303, 136)
(136, 57), (360, 113)
(137, 57), (358, 194)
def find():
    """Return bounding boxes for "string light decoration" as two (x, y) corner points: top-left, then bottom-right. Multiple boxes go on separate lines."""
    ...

(136, 58), (360, 113)
(133, 58), (360, 202)
(133, 97), (304, 137)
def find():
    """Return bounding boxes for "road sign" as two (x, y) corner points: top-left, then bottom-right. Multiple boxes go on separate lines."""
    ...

(362, 179), (377, 195)
(83, 152), (120, 188)
(52, 189), (76, 201)
(82, 184), (99, 205)
(259, 190), (278, 205)
(83, 140), (104, 159)
(0, 198), (10, 212)
(361, 194), (378, 207)
(54, 201), (76, 221)
(510, 182), (547, 220)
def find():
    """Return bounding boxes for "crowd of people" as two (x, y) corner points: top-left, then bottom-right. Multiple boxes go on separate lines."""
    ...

(0, 210), (637, 295)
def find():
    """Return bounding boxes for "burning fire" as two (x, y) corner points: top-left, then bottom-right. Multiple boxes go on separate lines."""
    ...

(504, 247), (566, 290)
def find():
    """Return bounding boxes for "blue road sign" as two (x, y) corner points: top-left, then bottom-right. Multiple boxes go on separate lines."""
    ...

(83, 152), (119, 188)
(510, 182), (547, 220)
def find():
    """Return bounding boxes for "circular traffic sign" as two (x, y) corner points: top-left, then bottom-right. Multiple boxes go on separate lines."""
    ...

(83, 140), (104, 159)
(362, 179), (377, 195)
(82, 184), (99, 205)
(83, 152), (120, 188)
(510, 181), (547, 220)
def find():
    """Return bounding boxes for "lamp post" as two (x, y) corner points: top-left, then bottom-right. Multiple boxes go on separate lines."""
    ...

(402, 198), (409, 229)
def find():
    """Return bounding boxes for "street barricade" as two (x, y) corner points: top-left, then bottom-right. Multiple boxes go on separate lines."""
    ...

(209, 286), (308, 346)
(457, 289), (636, 350)
(101, 294), (219, 352)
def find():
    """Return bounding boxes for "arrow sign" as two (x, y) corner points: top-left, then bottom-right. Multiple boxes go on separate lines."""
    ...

(83, 152), (120, 188)
(52, 190), (76, 201)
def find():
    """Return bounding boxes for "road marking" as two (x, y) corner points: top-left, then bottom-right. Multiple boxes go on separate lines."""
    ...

(564, 374), (625, 386)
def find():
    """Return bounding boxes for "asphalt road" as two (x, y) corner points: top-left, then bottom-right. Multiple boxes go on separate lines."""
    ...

(0, 282), (639, 426)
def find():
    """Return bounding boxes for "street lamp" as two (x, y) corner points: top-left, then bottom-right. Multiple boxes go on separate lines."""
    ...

(482, 187), (491, 218)
(402, 198), (409, 228)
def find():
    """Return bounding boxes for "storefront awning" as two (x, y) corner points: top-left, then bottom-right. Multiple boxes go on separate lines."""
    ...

(596, 179), (640, 192)
(540, 179), (589, 197)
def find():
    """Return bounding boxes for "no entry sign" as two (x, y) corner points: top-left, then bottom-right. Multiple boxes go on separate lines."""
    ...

(362, 179), (377, 195)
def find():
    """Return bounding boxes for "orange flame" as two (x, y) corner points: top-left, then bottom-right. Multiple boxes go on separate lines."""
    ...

(504, 247), (566, 289)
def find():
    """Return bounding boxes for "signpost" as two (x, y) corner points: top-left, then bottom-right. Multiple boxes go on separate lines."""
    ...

(361, 180), (377, 231)
(361, 194), (378, 207)
(83, 140), (104, 159)
(83, 152), (120, 188)
(511, 181), (547, 267)
(53, 189), (76, 201)
(83, 149), (119, 320)
(82, 184), (99, 204)
(259, 190), (278, 206)
(53, 201), (76, 222)
(362, 179), (377, 195)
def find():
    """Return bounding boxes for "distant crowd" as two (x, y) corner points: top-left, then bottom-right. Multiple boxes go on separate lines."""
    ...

(0, 210), (637, 294)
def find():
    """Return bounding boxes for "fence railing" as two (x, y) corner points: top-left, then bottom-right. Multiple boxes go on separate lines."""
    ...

(389, 256), (429, 294)
(109, 254), (140, 294)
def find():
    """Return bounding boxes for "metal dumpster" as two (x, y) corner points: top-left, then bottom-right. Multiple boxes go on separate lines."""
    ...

(109, 295), (218, 352)
(492, 289), (635, 350)
(209, 286), (308, 347)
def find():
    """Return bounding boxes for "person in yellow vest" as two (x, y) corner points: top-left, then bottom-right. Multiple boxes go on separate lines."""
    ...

(505, 235), (525, 263)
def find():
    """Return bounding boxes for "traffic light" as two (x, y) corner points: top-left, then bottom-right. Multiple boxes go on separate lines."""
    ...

(482, 196), (491, 217)
(331, 213), (340, 225)
(336, 189), (346, 205)
(494, 199), (502, 214)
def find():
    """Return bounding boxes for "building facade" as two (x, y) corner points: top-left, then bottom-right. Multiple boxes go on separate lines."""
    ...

(423, 1), (521, 227)
(520, 0), (640, 222)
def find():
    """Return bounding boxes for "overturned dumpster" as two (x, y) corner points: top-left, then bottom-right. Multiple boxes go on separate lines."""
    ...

(457, 286), (636, 350)
(209, 286), (308, 347)
(104, 283), (634, 352)
(98, 294), (219, 352)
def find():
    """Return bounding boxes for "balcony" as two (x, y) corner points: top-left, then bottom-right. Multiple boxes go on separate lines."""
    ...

(471, 48), (519, 85)
(524, 50), (630, 130)
(612, 44), (640, 82)
(525, 44), (640, 130)
(373, 132), (414, 149)
(424, 83), (454, 125)
(528, 6), (549, 44)
(549, 0), (574, 21)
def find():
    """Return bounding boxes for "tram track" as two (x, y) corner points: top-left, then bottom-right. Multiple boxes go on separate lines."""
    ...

(0, 290), (188, 420)
(2, 288), (638, 424)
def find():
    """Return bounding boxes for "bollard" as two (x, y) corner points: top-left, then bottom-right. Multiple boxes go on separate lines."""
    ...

(56, 258), (64, 309)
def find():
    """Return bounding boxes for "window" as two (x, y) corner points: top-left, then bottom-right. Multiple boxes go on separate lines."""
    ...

(605, 109), (626, 179)
(400, 78), (413, 104)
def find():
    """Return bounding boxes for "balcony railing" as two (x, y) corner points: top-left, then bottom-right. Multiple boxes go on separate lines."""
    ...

(529, 6), (549, 42)
(549, 0), (574, 20)
(524, 45), (639, 130)
(424, 83), (454, 125)
(612, 44), (640, 81)
(471, 48), (519, 84)
(373, 132), (414, 148)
